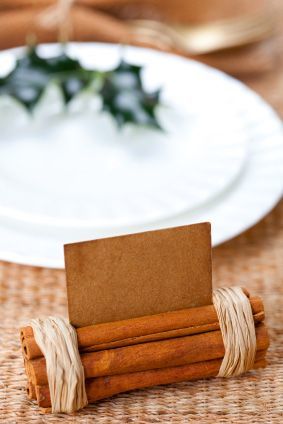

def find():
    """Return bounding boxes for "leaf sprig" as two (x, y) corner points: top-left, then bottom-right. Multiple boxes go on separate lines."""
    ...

(0, 46), (161, 129)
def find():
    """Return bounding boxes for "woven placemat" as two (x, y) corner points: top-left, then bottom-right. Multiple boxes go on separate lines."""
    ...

(0, 199), (282, 423)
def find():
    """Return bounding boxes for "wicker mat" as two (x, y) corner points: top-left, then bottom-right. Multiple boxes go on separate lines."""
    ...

(0, 198), (282, 423)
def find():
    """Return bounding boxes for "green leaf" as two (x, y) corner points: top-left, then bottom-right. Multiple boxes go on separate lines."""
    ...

(0, 46), (162, 130)
(99, 60), (161, 129)
(0, 46), (92, 110)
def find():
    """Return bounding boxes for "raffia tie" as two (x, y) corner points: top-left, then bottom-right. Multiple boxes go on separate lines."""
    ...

(213, 286), (257, 377)
(30, 317), (88, 413)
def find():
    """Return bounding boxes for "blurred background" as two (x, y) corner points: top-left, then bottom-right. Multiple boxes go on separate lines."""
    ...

(0, 1), (279, 72)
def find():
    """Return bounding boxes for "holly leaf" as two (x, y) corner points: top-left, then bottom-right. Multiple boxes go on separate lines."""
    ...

(0, 46), (92, 110)
(0, 46), (162, 130)
(99, 60), (161, 129)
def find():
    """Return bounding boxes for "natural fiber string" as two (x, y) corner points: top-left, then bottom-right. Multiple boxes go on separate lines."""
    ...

(213, 287), (257, 377)
(30, 317), (88, 413)
(38, 0), (76, 42)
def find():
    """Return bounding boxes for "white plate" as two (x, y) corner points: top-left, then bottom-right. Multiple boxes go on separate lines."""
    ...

(0, 43), (247, 231)
(0, 43), (282, 268)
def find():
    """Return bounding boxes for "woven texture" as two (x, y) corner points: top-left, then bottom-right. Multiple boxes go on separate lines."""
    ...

(1, 3), (283, 423)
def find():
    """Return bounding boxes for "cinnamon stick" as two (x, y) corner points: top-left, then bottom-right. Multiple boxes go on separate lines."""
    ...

(28, 323), (269, 386)
(35, 352), (267, 409)
(27, 382), (36, 400)
(21, 296), (264, 360)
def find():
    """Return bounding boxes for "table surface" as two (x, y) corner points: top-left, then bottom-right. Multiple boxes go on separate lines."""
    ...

(1, 5), (283, 423)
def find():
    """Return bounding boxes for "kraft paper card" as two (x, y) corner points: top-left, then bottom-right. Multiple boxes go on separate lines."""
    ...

(65, 222), (212, 327)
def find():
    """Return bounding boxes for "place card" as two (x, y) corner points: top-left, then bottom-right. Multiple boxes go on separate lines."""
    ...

(65, 222), (212, 327)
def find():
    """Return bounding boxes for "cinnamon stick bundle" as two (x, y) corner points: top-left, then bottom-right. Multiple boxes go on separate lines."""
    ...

(21, 294), (264, 359)
(28, 323), (268, 387)
(21, 291), (269, 411)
